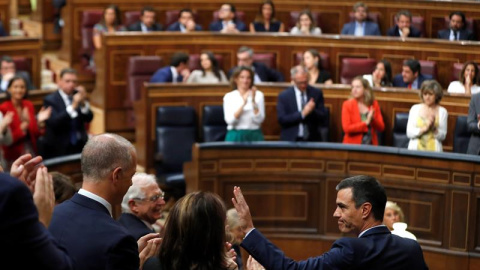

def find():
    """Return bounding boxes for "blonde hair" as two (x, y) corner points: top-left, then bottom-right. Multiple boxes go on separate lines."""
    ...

(385, 201), (405, 222)
(352, 76), (375, 106)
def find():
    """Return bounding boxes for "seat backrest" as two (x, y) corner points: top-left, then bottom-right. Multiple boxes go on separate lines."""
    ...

(188, 54), (224, 72)
(165, 10), (180, 28)
(202, 105), (227, 142)
(340, 58), (377, 84)
(453, 115), (470, 153)
(418, 60), (437, 79)
(451, 62), (464, 82)
(392, 112), (409, 148)
(155, 106), (196, 174)
(294, 52), (330, 73)
(126, 56), (163, 105)
(12, 56), (32, 75)
(289, 11), (322, 31)
(124, 11), (141, 27)
(80, 10), (103, 57)
(252, 53), (276, 69)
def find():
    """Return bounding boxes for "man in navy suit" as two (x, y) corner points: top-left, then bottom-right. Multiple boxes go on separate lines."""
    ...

(167, 8), (203, 32)
(228, 46), (284, 82)
(49, 133), (161, 270)
(341, 2), (381, 36)
(232, 175), (429, 270)
(119, 173), (165, 240)
(387, 10), (422, 38)
(277, 66), (327, 142)
(437, 11), (475, 41)
(209, 3), (247, 33)
(127, 6), (163, 32)
(41, 68), (93, 159)
(150, 52), (190, 83)
(393, 59), (432, 89)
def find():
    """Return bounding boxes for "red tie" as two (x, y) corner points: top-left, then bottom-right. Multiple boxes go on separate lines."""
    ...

(408, 83), (412, 89)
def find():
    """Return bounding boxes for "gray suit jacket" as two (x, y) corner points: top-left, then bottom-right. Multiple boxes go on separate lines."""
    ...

(467, 93), (480, 155)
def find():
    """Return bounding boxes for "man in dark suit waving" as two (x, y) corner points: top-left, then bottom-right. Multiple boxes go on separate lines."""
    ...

(127, 6), (163, 32)
(277, 65), (327, 141)
(233, 175), (429, 270)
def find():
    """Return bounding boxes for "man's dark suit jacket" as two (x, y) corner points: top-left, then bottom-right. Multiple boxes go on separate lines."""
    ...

(49, 193), (139, 270)
(150, 66), (183, 83)
(392, 73), (432, 89)
(277, 85), (326, 141)
(228, 62), (284, 82)
(0, 71), (35, 91)
(118, 213), (153, 241)
(209, 20), (247, 32)
(467, 93), (480, 155)
(341, 21), (381, 36)
(166, 22), (203, 31)
(0, 173), (73, 270)
(242, 227), (429, 270)
(41, 90), (93, 159)
(127, 21), (163, 32)
(437, 28), (475, 41)
(387, 25), (422, 37)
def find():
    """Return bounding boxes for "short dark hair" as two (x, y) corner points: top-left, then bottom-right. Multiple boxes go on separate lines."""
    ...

(51, 172), (77, 204)
(403, 59), (421, 75)
(60, 68), (77, 79)
(179, 8), (194, 18)
(5, 76), (29, 100)
(0, 55), (14, 65)
(170, 52), (190, 67)
(395, 10), (412, 22)
(449, 11), (466, 29)
(224, 3), (237, 20)
(353, 2), (367, 12)
(141, 6), (155, 16)
(336, 175), (387, 221)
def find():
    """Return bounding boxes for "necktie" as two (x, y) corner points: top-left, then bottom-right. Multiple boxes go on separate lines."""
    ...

(68, 95), (78, 145)
(407, 83), (412, 89)
(453, 30), (458, 41)
(301, 93), (309, 140)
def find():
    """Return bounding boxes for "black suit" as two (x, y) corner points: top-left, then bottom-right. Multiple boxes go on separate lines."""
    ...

(127, 21), (163, 32)
(277, 85), (326, 141)
(0, 173), (73, 269)
(437, 28), (475, 41)
(118, 213), (154, 241)
(387, 25), (422, 37)
(228, 62), (284, 82)
(41, 90), (93, 159)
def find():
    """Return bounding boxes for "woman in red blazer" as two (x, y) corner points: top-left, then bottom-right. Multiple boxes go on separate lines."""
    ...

(0, 76), (51, 165)
(342, 76), (385, 145)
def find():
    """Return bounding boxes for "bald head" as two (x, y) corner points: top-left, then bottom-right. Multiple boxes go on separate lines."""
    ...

(81, 133), (136, 182)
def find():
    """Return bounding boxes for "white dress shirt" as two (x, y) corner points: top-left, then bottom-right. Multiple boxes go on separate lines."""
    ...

(58, 89), (91, 119)
(78, 188), (113, 217)
(223, 89), (265, 130)
(170, 66), (179, 83)
(354, 21), (365, 36)
(294, 85), (306, 137)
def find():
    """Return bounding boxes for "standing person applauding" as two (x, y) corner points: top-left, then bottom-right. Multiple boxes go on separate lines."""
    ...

(223, 66), (265, 142)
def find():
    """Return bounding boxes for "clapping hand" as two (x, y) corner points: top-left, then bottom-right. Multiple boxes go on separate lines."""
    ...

(10, 153), (43, 193)
(246, 256), (265, 270)
(232, 186), (255, 234)
(37, 106), (52, 123)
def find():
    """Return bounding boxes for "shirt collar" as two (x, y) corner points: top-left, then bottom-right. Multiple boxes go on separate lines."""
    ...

(78, 188), (113, 217)
(170, 66), (179, 81)
(358, 224), (388, 238)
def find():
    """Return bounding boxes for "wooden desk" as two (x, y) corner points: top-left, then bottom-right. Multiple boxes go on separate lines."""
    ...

(184, 142), (480, 269)
(95, 32), (476, 138)
(134, 83), (470, 171)
(0, 0), (11, 34)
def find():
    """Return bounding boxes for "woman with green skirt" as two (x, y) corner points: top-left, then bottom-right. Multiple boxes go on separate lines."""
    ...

(223, 66), (265, 141)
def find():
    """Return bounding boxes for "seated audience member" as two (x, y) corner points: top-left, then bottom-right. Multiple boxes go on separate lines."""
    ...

(186, 52), (228, 83)
(387, 10), (421, 38)
(209, 3), (247, 33)
(150, 52), (190, 83)
(127, 6), (163, 32)
(227, 208), (245, 270)
(223, 66), (265, 142)
(302, 49), (332, 85)
(407, 80), (447, 152)
(363, 60), (393, 87)
(93, 4), (127, 50)
(49, 133), (161, 270)
(467, 93), (480, 155)
(119, 173), (165, 240)
(156, 192), (238, 270)
(0, 21), (6, 36)
(438, 11), (475, 41)
(0, 56), (35, 92)
(290, 10), (321, 35)
(167, 8), (203, 32)
(383, 201), (404, 231)
(393, 59), (431, 89)
(51, 171), (76, 205)
(342, 76), (384, 145)
(341, 2), (381, 36)
(1, 155), (74, 269)
(0, 77), (51, 166)
(228, 46), (284, 82)
(448, 61), (480, 95)
(277, 65), (327, 142)
(250, 0), (284, 33)
(42, 68), (93, 159)
(232, 176), (429, 269)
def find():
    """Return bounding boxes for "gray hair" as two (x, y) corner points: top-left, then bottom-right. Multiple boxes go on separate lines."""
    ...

(290, 65), (308, 78)
(237, 46), (254, 57)
(121, 173), (158, 213)
(81, 133), (136, 182)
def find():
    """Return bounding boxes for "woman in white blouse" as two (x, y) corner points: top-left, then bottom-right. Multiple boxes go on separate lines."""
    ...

(407, 80), (448, 152)
(186, 51), (228, 83)
(290, 10), (322, 35)
(223, 66), (265, 141)
(447, 61), (480, 95)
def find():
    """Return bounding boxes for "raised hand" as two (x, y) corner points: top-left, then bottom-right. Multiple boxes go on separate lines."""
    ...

(246, 256), (265, 270)
(10, 154), (43, 193)
(37, 106), (52, 123)
(33, 167), (55, 227)
(232, 186), (254, 234)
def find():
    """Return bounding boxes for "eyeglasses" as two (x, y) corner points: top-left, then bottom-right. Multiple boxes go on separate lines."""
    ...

(134, 192), (165, 203)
